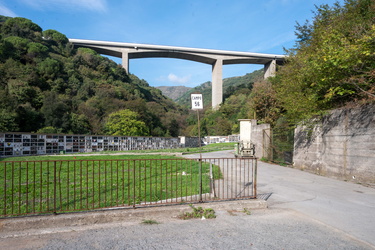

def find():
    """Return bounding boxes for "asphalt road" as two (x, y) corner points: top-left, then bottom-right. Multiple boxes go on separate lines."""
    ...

(1, 150), (374, 249)
(188, 150), (375, 248)
(2, 208), (371, 250)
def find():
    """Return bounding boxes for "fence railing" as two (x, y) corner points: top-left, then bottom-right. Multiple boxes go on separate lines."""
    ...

(0, 158), (257, 217)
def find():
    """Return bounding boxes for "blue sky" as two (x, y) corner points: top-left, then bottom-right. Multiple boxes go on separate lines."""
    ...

(1, 0), (342, 87)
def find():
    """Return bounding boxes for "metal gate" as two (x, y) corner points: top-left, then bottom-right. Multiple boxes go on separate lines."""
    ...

(263, 127), (294, 164)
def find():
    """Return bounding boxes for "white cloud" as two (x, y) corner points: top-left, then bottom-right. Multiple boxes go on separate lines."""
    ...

(21, 0), (107, 13)
(167, 73), (191, 85)
(0, 4), (17, 17)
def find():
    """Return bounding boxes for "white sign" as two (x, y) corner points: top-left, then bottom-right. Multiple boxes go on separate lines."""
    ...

(191, 94), (203, 110)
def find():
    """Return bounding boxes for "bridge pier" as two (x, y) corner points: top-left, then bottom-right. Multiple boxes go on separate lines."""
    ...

(212, 59), (276, 109)
(264, 59), (276, 78)
(212, 59), (223, 110)
(122, 52), (129, 73)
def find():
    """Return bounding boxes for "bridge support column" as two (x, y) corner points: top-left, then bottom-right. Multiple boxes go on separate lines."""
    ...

(212, 58), (223, 110)
(122, 51), (129, 73)
(264, 59), (276, 78)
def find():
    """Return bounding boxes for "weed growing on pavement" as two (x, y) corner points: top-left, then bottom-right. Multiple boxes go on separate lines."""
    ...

(227, 208), (251, 216)
(142, 219), (160, 225)
(243, 208), (251, 215)
(178, 204), (216, 220)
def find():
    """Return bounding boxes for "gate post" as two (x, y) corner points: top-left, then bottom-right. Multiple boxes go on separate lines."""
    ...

(254, 158), (257, 198)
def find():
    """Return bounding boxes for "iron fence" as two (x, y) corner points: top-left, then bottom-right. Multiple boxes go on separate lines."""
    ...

(0, 158), (257, 217)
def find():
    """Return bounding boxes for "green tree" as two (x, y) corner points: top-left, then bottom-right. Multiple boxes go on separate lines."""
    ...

(16, 103), (44, 132)
(215, 117), (232, 135)
(247, 81), (281, 126)
(220, 93), (249, 121)
(70, 113), (91, 134)
(37, 58), (61, 80)
(1, 17), (42, 40)
(40, 92), (70, 130)
(37, 126), (61, 134)
(27, 42), (49, 59)
(42, 29), (68, 45)
(273, 0), (375, 123)
(167, 119), (179, 137)
(4, 36), (28, 59)
(0, 38), (14, 61)
(104, 109), (149, 136)
(0, 109), (18, 131)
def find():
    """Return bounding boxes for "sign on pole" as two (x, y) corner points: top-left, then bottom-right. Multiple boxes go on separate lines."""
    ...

(191, 94), (203, 110)
(191, 93), (203, 201)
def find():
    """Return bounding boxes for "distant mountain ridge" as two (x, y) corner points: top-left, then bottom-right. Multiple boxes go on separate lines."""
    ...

(156, 86), (192, 101)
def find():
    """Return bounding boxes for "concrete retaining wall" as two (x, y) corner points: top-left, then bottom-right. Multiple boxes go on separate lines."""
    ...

(293, 104), (375, 186)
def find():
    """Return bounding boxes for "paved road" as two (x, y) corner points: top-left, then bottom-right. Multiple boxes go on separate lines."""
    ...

(1, 150), (374, 249)
(2, 208), (371, 250)
(186, 150), (375, 247)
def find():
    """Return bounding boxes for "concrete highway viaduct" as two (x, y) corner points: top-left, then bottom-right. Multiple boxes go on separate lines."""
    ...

(69, 39), (286, 109)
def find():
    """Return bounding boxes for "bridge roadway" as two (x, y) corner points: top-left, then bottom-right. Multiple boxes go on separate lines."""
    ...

(69, 39), (286, 109)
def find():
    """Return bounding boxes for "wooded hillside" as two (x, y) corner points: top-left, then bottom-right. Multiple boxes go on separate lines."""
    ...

(272, 0), (375, 123)
(156, 86), (192, 101)
(0, 16), (187, 137)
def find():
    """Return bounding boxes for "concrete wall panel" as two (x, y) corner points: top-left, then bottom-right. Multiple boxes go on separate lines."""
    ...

(293, 104), (375, 186)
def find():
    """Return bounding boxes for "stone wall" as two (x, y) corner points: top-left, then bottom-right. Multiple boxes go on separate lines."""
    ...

(293, 104), (375, 186)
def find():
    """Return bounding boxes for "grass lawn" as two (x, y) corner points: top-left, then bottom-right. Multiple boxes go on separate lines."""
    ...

(0, 152), (224, 217)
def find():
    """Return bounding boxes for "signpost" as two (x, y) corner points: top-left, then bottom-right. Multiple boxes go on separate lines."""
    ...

(191, 93), (203, 202)
(191, 94), (203, 110)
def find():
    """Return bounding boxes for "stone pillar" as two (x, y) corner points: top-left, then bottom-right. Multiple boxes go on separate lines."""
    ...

(212, 58), (223, 109)
(122, 51), (129, 73)
(239, 119), (254, 143)
(264, 59), (276, 78)
(238, 119), (271, 159)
